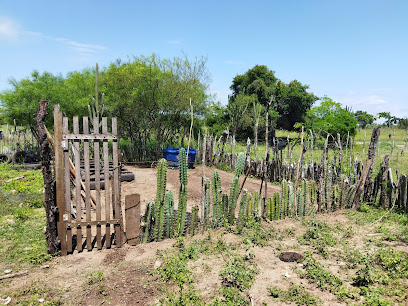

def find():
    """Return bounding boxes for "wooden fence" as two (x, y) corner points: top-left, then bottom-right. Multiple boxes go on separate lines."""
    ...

(53, 107), (140, 255)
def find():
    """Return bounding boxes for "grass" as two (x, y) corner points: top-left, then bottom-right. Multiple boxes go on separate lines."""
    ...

(0, 163), (48, 270)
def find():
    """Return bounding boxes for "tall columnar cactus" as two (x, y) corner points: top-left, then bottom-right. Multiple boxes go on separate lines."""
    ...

(345, 184), (356, 209)
(281, 179), (289, 218)
(190, 205), (199, 236)
(237, 189), (248, 232)
(267, 198), (273, 221)
(301, 179), (308, 217)
(154, 158), (167, 241)
(331, 185), (339, 212)
(222, 194), (229, 227)
(296, 188), (304, 217)
(177, 148), (188, 236)
(211, 170), (222, 228)
(165, 191), (175, 239)
(309, 181), (317, 205)
(253, 191), (259, 220)
(142, 202), (154, 243)
(228, 152), (245, 224)
(204, 178), (211, 230)
(273, 192), (280, 220)
(288, 182), (294, 218)
(247, 193), (253, 221)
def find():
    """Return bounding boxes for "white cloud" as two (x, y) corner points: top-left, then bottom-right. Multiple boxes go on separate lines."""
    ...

(0, 16), (106, 57)
(56, 38), (106, 54)
(0, 16), (20, 40)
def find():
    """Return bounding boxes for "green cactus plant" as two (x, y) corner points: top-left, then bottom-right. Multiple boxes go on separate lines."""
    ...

(222, 194), (229, 227)
(212, 170), (222, 228)
(237, 189), (248, 232)
(296, 188), (303, 217)
(302, 179), (308, 217)
(190, 205), (199, 236)
(267, 198), (273, 221)
(288, 182), (294, 218)
(281, 179), (289, 218)
(309, 181), (317, 205)
(204, 178), (211, 230)
(273, 192), (280, 220)
(153, 158), (167, 241)
(252, 191), (260, 222)
(165, 191), (175, 238)
(228, 152), (245, 224)
(142, 202), (154, 243)
(176, 148), (188, 236)
(332, 185), (339, 212)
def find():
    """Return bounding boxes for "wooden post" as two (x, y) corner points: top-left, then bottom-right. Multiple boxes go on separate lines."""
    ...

(94, 117), (102, 250)
(380, 154), (390, 209)
(125, 194), (141, 245)
(353, 127), (380, 209)
(54, 105), (67, 256)
(35, 100), (59, 255)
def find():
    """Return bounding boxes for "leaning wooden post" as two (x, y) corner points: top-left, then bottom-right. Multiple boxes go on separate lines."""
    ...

(54, 104), (67, 256)
(35, 100), (59, 255)
(353, 127), (380, 209)
(380, 154), (390, 209)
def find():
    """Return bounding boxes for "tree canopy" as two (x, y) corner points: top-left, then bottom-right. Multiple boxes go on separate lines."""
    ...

(306, 97), (358, 140)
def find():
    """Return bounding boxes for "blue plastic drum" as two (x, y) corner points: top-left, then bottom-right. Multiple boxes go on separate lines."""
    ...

(162, 148), (196, 169)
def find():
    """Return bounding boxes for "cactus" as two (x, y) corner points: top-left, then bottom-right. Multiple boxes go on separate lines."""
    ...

(273, 192), (280, 220)
(288, 182), (294, 218)
(165, 191), (175, 238)
(252, 191), (260, 221)
(309, 181), (317, 205)
(154, 158), (167, 241)
(281, 179), (289, 218)
(228, 152), (245, 225)
(267, 198), (273, 221)
(296, 188), (303, 217)
(176, 148), (188, 236)
(190, 205), (199, 236)
(211, 170), (222, 228)
(301, 179), (308, 217)
(142, 202), (154, 243)
(204, 178), (211, 230)
(331, 185), (339, 212)
(228, 176), (240, 224)
(345, 184), (356, 209)
(222, 194), (229, 227)
(237, 189), (248, 232)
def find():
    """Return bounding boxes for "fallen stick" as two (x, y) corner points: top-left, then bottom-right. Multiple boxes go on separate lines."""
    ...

(0, 270), (28, 281)
(4, 175), (25, 183)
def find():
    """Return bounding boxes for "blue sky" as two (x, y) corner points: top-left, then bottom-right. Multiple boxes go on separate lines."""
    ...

(1, 0), (407, 118)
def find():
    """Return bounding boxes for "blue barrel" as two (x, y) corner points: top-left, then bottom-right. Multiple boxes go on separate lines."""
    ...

(162, 148), (196, 169)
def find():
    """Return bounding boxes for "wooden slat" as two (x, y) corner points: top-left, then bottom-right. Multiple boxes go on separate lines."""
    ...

(83, 117), (92, 251)
(94, 117), (102, 250)
(63, 117), (72, 253)
(54, 105), (67, 256)
(73, 117), (82, 252)
(63, 134), (117, 140)
(102, 117), (111, 248)
(125, 194), (140, 245)
(70, 219), (120, 226)
(112, 117), (121, 246)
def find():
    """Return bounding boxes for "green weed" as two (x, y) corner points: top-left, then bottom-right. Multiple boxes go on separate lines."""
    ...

(269, 284), (323, 305)
(298, 219), (337, 258)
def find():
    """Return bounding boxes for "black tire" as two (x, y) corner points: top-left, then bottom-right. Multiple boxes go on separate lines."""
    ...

(12, 150), (27, 164)
(0, 154), (10, 163)
(121, 173), (135, 182)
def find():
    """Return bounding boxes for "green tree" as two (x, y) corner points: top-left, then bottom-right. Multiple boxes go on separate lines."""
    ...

(306, 96), (358, 140)
(354, 110), (375, 129)
(205, 102), (229, 136)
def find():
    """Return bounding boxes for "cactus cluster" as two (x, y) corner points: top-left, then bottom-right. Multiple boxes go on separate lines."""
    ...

(228, 152), (245, 224)
(176, 148), (188, 236)
(153, 158), (167, 242)
(142, 202), (154, 243)
(281, 179), (289, 218)
(190, 205), (199, 236)
(165, 191), (174, 239)
(211, 170), (222, 228)
(237, 189), (249, 232)
(204, 178), (211, 230)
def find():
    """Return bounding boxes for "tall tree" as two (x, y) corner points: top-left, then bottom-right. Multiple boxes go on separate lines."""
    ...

(354, 110), (375, 129)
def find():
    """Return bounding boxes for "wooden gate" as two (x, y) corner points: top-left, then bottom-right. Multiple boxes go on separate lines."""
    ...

(54, 106), (123, 255)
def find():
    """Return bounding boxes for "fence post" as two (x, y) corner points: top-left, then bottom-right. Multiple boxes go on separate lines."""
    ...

(125, 194), (141, 245)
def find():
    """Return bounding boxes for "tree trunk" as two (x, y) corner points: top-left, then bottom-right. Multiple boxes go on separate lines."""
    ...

(35, 100), (59, 254)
